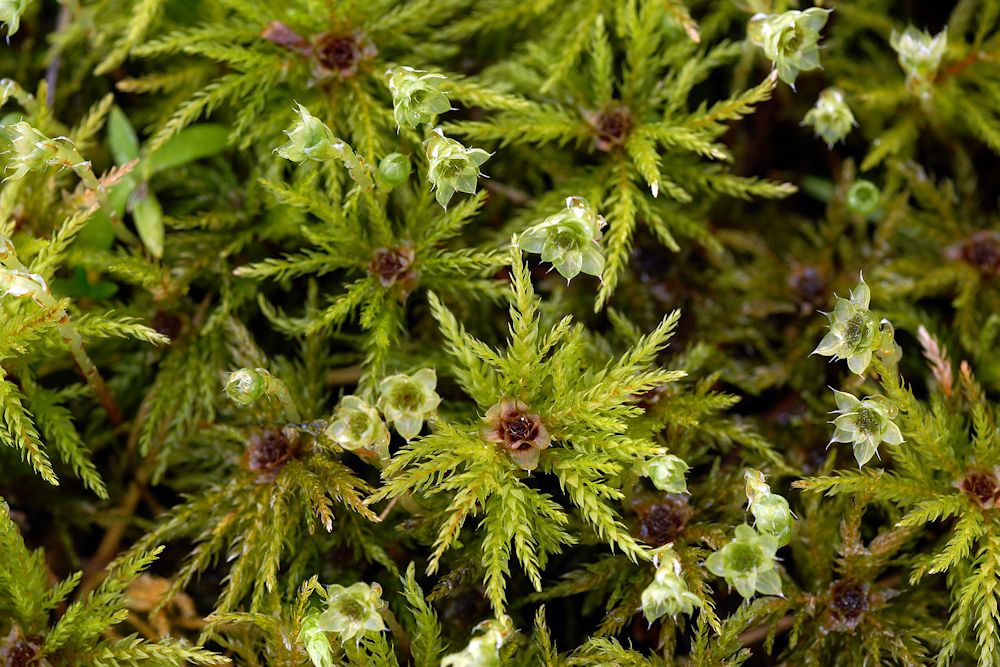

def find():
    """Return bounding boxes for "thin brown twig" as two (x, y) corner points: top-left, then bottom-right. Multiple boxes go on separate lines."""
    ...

(79, 402), (154, 596)
(483, 179), (533, 206)
(378, 494), (401, 522)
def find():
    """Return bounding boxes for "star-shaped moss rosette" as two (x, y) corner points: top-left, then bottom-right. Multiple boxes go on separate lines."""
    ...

(705, 524), (783, 600)
(812, 275), (884, 375)
(748, 8), (831, 86)
(377, 369), (441, 441)
(325, 395), (391, 462)
(442, 8), (796, 307)
(374, 247), (685, 614)
(480, 397), (552, 471)
(518, 196), (606, 282)
(829, 389), (904, 467)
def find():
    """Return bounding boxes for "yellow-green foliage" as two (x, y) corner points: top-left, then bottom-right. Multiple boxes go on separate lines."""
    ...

(2, 1), (1000, 665)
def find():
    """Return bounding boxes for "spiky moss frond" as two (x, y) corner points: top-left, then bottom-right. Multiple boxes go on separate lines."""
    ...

(375, 246), (687, 614)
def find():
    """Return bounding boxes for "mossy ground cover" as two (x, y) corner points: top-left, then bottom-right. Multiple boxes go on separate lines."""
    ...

(2, 1), (1000, 665)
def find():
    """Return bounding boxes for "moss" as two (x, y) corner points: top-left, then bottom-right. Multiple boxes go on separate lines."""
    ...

(2, 1), (1000, 665)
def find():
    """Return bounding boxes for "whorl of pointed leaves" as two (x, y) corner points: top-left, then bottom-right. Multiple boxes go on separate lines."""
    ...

(829, 390), (904, 467)
(373, 245), (685, 614)
(0, 502), (224, 665)
(705, 524), (782, 600)
(891, 26), (948, 87)
(325, 396), (391, 461)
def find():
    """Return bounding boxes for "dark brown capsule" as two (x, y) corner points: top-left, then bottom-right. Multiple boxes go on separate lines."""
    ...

(313, 31), (376, 78)
(947, 231), (1000, 276)
(245, 428), (298, 483)
(589, 106), (633, 151)
(828, 579), (869, 631)
(959, 469), (1000, 509)
(637, 495), (692, 547)
(368, 246), (416, 288)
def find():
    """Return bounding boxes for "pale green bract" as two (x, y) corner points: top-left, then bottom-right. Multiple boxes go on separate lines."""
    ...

(751, 494), (793, 547)
(641, 549), (701, 622)
(0, 0), (28, 37)
(275, 104), (338, 163)
(387, 66), (452, 130)
(645, 453), (689, 494)
(378, 152), (412, 188)
(425, 130), (491, 208)
(846, 180), (881, 215)
(276, 104), (373, 187)
(316, 582), (386, 644)
(441, 617), (511, 667)
(812, 275), (882, 375)
(748, 8), (831, 86)
(803, 88), (856, 147)
(325, 395), (391, 461)
(3, 121), (52, 179)
(224, 368), (268, 406)
(377, 369), (441, 441)
(829, 389), (904, 467)
(891, 26), (947, 85)
(744, 469), (794, 546)
(705, 524), (782, 599)
(299, 610), (334, 667)
(1, 121), (98, 188)
(518, 196), (606, 281)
